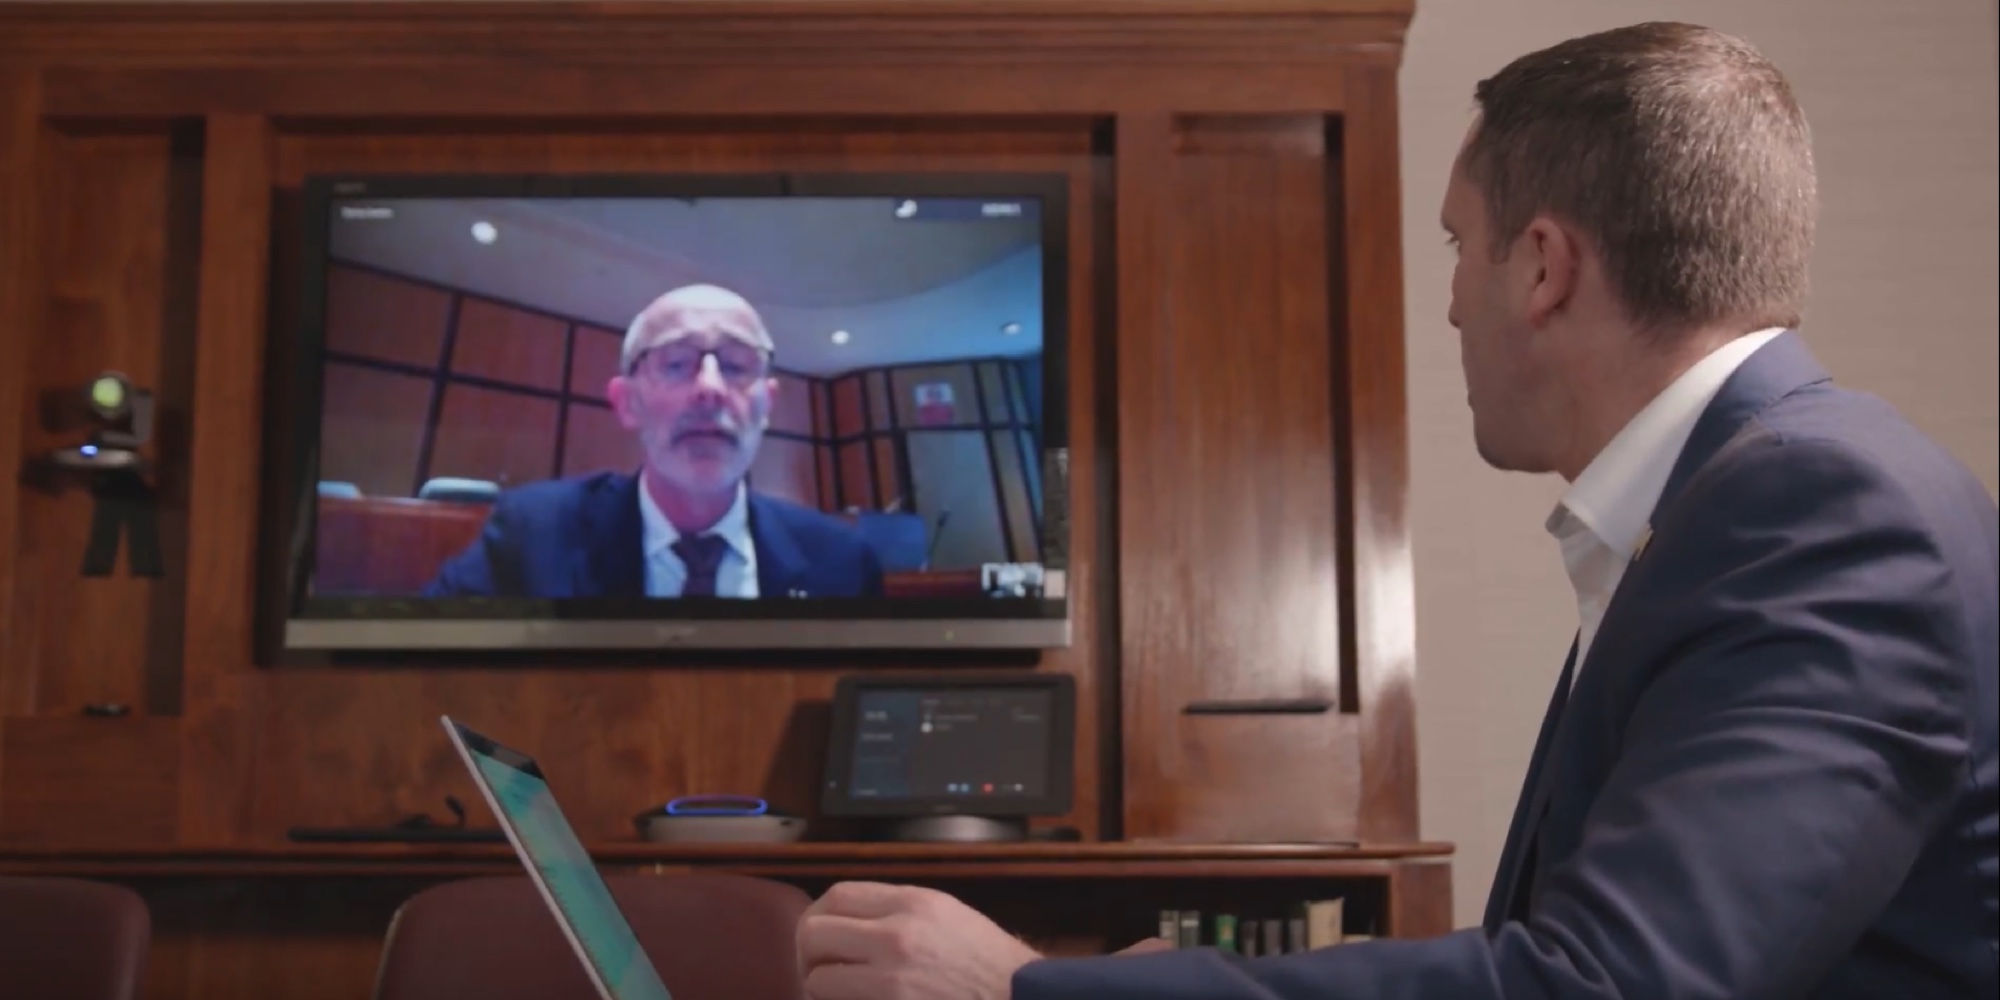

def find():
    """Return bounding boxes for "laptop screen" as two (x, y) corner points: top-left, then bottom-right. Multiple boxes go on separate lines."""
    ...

(451, 721), (673, 1000)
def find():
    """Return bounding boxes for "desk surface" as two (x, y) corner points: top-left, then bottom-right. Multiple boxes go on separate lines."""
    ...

(0, 840), (1454, 878)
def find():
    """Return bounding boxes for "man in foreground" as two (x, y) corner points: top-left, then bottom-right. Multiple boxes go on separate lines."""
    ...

(794, 22), (1999, 1000)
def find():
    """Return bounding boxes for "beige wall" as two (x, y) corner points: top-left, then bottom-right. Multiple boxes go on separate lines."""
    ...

(1403, 0), (2000, 927)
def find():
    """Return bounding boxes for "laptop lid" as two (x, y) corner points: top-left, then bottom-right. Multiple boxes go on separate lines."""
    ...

(442, 716), (674, 1000)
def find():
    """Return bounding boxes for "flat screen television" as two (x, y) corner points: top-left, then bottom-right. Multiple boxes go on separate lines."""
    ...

(268, 172), (1071, 653)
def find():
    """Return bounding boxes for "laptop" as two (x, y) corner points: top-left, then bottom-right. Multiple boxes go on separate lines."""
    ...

(442, 716), (675, 1000)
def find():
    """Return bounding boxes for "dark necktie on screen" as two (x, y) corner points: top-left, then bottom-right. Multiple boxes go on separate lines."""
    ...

(671, 534), (730, 597)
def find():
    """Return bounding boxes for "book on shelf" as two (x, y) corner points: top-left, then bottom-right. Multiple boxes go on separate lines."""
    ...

(1154, 896), (1366, 955)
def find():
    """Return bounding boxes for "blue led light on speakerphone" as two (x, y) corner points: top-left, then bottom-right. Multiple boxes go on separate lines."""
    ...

(662, 795), (769, 817)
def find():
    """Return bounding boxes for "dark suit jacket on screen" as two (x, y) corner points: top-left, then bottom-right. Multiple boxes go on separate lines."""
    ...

(1013, 332), (1999, 1000)
(421, 471), (885, 599)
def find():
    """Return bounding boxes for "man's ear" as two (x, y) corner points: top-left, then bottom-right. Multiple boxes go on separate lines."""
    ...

(755, 376), (779, 426)
(606, 376), (642, 431)
(1521, 216), (1580, 328)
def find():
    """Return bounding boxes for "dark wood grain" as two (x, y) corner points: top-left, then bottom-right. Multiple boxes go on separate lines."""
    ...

(0, 68), (45, 721)
(1386, 859), (1455, 938)
(4, 126), (193, 718)
(1119, 113), (1362, 843)
(179, 113), (275, 846)
(0, 839), (1452, 868)
(0, 1), (1412, 71)
(311, 497), (487, 596)
(0, 716), (180, 844)
(1341, 65), (1420, 843)
(44, 66), (1369, 120)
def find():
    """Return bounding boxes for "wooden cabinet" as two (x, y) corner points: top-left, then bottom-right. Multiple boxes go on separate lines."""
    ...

(0, 3), (1437, 996)
(0, 843), (1452, 1000)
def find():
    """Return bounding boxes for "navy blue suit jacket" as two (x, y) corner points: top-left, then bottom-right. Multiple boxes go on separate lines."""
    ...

(1014, 333), (1999, 999)
(421, 471), (884, 599)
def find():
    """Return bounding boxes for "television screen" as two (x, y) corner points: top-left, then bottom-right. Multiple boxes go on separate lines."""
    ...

(274, 173), (1070, 652)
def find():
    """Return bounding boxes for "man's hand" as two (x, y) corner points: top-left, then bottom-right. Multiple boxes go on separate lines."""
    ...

(1112, 937), (1176, 957)
(796, 881), (1042, 1000)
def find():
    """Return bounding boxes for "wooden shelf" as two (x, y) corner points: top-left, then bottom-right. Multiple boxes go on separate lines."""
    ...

(0, 840), (1452, 879)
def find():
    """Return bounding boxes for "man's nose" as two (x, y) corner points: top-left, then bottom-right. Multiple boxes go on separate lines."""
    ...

(692, 353), (729, 393)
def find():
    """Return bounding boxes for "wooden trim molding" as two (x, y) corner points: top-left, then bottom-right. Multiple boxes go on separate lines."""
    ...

(178, 113), (276, 844)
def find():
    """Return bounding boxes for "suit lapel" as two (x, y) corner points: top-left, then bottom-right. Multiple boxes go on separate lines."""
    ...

(1485, 331), (1831, 929)
(576, 473), (646, 598)
(1562, 332), (1823, 715)
(747, 494), (811, 598)
(1485, 637), (1578, 931)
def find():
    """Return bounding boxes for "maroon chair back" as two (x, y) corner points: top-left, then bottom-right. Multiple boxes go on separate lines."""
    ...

(0, 876), (151, 1000)
(372, 872), (810, 1000)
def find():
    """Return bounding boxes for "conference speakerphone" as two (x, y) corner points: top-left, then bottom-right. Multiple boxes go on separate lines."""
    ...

(632, 795), (807, 844)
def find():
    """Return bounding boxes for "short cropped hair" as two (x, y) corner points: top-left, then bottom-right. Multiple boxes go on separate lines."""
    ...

(620, 284), (774, 373)
(1464, 22), (1818, 335)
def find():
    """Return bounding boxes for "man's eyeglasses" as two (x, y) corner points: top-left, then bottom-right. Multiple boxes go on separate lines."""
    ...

(628, 344), (772, 387)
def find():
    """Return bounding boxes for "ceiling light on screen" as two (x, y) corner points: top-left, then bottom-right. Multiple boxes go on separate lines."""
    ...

(831, 330), (852, 345)
(1001, 322), (1023, 336)
(470, 221), (499, 245)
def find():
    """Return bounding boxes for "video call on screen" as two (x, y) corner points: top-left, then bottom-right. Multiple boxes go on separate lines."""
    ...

(308, 194), (1051, 602)
(848, 688), (1053, 800)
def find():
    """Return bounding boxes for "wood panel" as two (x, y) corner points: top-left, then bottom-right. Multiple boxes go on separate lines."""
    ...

(3, 124), (198, 718)
(0, 69), (46, 722)
(323, 264), (451, 369)
(428, 382), (561, 486)
(448, 298), (568, 392)
(0, 716), (180, 843)
(318, 363), (433, 497)
(1119, 113), (1359, 843)
(180, 113), (275, 846)
(1341, 65), (1420, 842)
(0, 840), (1458, 873)
(1386, 859), (1455, 939)
(0, 0), (1412, 73)
(312, 496), (487, 596)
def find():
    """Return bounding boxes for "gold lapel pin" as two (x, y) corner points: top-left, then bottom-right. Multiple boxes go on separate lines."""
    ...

(1632, 524), (1655, 562)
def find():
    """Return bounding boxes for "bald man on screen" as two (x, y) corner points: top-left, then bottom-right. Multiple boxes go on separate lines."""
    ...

(423, 284), (884, 600)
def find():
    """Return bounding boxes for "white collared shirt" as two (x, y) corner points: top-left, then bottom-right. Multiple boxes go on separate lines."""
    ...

(1548, 328), (1785, 685)
(637, 480), (760, 599)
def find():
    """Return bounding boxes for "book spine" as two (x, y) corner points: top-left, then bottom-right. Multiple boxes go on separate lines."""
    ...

(1214, 914), (1238, 953)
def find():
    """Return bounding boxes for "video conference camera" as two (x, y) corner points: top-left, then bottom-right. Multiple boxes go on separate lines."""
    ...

(37, 372), (163, 577)
(47, 371), (155, 471)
